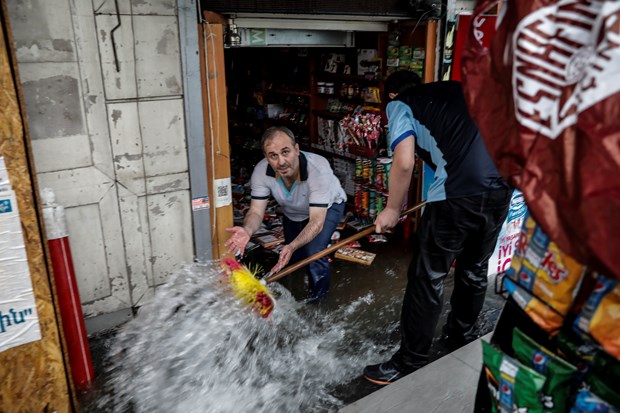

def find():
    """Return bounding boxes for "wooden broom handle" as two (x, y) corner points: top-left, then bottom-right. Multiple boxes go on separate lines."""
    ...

(265, 201), (426, 284)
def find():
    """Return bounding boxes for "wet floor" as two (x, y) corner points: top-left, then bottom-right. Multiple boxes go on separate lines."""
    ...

(78, 230), (505, 412)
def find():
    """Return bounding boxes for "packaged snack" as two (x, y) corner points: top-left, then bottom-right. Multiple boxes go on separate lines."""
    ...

(556, 331), (599, 380)
(505, 277), (565, 332)
(570, 389), (620, 413)
(513, 328), (577, 412)
(574, 276), (620, 359)
(483, 341), (546, 413)
(556, 331), (620, 410)
(589, 375), (620, 410)
(505, 213), (586, 332)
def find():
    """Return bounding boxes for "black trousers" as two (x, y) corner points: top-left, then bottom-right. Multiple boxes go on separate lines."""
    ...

(392, 189), (511, 372)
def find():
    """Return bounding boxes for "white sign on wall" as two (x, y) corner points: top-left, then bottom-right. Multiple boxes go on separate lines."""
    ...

(214, 177), (232, 208)
(0, 159), (41, 353)
(487, 190), (527, 277)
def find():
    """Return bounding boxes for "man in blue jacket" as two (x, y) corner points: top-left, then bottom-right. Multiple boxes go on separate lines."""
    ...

(364, 71), (511, 385)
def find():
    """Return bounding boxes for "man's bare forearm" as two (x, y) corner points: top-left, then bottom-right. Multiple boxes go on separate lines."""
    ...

(242, 210), (264, 237)
(385, 163), (413, 212)
(289, 219), (323, 251)
(385, 140), (415, 213)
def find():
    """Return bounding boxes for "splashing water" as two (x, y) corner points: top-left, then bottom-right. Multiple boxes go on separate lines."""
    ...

(96, 262), (399, 412)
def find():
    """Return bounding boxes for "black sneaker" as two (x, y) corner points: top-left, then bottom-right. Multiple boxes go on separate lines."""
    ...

(442, 324), (475, 352)
(363, 360), (406, 385)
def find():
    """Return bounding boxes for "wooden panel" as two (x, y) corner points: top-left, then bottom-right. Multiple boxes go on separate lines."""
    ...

(199, 19), (233, 258)
(424, 19), (438, 83)
(0, 3), (73, 411)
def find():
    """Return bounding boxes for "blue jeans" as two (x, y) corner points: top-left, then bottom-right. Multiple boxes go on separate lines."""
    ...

(282, 202), (345, 300)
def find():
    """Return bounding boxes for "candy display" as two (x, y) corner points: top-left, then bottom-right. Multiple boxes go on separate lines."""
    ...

(352, 156), (389, 224)
(339, 112), (383, 150)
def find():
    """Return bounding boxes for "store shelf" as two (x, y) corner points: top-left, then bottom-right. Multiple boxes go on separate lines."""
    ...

(308, 143), (356, 160)
(312, 109), (350, 120)
(267, 118), (308, 130)
(314, 93), (341, 98)
(308, 143), (382, 161)
(267, 89), (311, 97)
(316, 72), (380, 83)
(265, 101), (309, 109)
(347, 144), (381, 159)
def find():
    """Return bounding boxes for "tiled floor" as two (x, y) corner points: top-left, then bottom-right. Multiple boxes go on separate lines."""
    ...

(340, 334), (490, 413)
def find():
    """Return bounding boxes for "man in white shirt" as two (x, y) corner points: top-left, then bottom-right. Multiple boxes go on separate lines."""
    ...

(225, 126), (346, 301)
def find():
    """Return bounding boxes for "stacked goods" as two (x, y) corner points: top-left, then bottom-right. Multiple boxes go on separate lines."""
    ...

(386, 44), (424, 78)
(331, 159), (356, 197)
(386, 44), (399, 76)
(398, 46), (412, 72)
(482, 341), (546, 413)
(503, 211), (586, 333)
(411, 48), (425, 78)
(512, 328), (577, 412)
(334, 246), (376, 266)
(556, 331), (620, 412)
(352, 156), (390, 225)
(484, 328), (583, 413)
(339, 113), (383, 152)
(572, 276), (620, 360)
(488, 213), (620, 412)
(255, 234), (283, 249)
(460, 3), (620, 411)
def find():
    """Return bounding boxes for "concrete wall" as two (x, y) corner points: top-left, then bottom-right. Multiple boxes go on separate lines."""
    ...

(7, 0), (194, 318)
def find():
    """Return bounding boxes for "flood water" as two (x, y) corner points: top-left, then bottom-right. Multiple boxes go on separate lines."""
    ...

(82, 237), (504, 412)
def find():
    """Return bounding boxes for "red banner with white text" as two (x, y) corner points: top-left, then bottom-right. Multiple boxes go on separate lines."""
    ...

(461, 0), (620, 279)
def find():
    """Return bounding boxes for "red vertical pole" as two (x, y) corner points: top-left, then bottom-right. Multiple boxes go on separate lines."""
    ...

(41, 188), (94, 391)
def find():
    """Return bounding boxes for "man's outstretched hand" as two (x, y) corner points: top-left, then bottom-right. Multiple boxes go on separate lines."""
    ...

(270, 244), (294, 275)
(224, 226), (250, 256)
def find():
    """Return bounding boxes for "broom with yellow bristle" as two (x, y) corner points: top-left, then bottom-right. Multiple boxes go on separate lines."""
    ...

(220, 257), (275, 318)
(221, 202), (426, 318)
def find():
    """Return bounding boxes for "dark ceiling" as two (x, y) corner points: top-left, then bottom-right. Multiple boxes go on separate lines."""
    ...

(201, 0), (442, 18)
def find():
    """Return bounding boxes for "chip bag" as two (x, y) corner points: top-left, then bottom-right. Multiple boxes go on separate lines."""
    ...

(574, 276), (620, 360)
(556, 331), (600, 382)
(504, 213), (586, 332)
(589, 375), (620, 411)
(512, 328), (577, 412)
(570, 389), (620, 413)
(505, 278), (565, 333)
(483, 341), (546, 413)
(556, 331), (620, 410)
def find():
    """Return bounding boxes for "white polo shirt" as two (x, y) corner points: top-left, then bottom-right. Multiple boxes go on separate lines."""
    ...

(250, 152), (346, 222)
